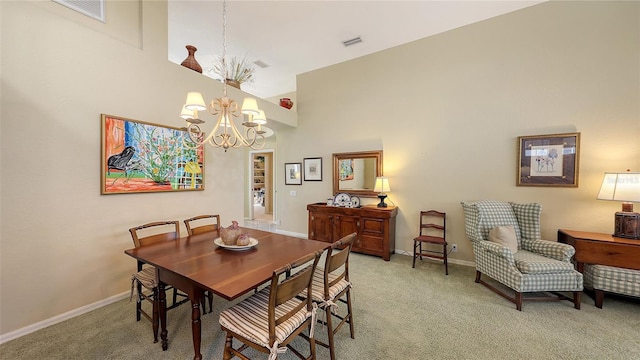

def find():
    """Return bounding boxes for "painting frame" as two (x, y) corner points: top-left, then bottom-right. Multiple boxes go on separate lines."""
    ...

(284, 162), (302, 185)
(303, 157), (323, 181)
(517, 132), (580, 187)
(101, 114), (205, 195)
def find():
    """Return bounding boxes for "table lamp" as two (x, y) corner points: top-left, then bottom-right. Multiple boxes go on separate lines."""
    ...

(597, 170), (640, 239)
(374, 176), (391, 208)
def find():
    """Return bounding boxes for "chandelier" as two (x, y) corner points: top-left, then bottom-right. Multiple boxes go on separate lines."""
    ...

(179, 0), (266, 151)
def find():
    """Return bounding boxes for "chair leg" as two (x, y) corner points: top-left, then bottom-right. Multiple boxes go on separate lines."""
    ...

(475, 271), (482, 283)
(207, 291), (213, 313)
(172, 288), (178, 307)
(326, 303), (336, 360)
(515, 292), (523, 311)
(200, 296), (207, 315)
(223, 333), (233, 360)
(309, 321), (317, 360)
(412, 240), (417, 268)
(347, 290), (355, 339)
(136, 282), (142, 321)
(573, 291), (581, 310)
(152, 287), (159, 343)
(443, 243), (448, 275)
(594, 289), (604, 309)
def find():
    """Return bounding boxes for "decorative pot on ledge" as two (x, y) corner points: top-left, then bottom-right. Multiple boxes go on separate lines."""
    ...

(225, 79), (241, 89)
(279, 98), (293, 109)
(180, 45), (203, 73)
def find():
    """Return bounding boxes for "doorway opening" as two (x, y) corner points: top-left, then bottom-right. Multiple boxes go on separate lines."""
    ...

(248, 150), (274, 226)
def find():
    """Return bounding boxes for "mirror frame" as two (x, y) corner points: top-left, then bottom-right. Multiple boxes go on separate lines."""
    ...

(332, 150), (383, 198)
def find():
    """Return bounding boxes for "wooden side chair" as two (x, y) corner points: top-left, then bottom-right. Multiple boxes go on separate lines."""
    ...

(129, 221), (189, 343)
(184, 214), (221, 236)
(307, 232), (356, 360)
(183, 214), (220, 313)
(219, 251), (322, 360)
(413, 210), (448, 275)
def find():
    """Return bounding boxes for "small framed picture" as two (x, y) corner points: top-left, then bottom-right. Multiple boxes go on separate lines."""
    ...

(517, 132), (580, 187)
(284, 162), (302, 185)
(303, 157), (323, 181)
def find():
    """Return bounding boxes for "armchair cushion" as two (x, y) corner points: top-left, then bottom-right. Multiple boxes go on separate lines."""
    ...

(489, 225), (518, 253)
(513, 250), (576, 274)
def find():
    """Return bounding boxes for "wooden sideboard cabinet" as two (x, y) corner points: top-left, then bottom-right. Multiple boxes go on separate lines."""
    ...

(307, 203), (398, 261)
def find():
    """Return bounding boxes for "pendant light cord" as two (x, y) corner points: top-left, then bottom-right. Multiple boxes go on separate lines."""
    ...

(222, 0), (228, 97)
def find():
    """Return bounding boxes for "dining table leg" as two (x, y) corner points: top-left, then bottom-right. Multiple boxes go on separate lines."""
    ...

(159, 282), (168, 351)
(191, 295), (203, 360)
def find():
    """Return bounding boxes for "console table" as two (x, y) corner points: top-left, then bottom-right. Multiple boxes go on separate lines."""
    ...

(307, 203), (397, 261)
(557, 229), (640, 272)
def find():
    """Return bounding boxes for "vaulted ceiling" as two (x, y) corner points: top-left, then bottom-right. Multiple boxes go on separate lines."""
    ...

(168, 0), (544, 99)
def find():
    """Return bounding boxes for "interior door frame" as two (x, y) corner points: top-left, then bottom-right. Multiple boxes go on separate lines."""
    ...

(248, 149), (275, 221)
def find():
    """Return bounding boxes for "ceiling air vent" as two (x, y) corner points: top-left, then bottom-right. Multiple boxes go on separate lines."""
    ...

(52, 0), (105, 23)
(342, 37), (362, 47)
(253, 60), (269, 69)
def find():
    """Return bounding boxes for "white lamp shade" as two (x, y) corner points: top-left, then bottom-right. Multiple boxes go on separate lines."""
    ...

(253, 109), (267, 125)
(184, 92), (206, 111)
(597, 172), (640, 202)
(374, 177), (391, 193)
(180, 105), (194, 119)
(241, 97), (260, 116)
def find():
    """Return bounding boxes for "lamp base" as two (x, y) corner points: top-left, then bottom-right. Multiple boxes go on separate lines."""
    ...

(377, 194), (388, 208)
(614, 211), (640, 239)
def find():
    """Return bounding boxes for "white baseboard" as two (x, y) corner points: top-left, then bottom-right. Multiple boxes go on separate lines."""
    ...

(0, 291), (129, 344)
(395, 249), (476, 267)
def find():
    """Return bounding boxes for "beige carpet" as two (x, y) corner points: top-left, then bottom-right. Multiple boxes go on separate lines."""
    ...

(1, 253), (639, 359)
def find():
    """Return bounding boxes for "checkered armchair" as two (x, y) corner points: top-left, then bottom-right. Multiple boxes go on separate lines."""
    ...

(461, 200), (583, 311)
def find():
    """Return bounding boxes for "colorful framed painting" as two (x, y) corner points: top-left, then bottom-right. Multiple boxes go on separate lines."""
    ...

(303, 157), (322, 181)
(517, 132), (580, 187)
(284, 162), (302, 185)
(338, 159), (354, 181)
(101, 114), (204, 194)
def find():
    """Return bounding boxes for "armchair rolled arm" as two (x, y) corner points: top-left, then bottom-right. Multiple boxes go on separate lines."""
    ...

(476, 240), (516, 266)
(523, 239), (575, 262)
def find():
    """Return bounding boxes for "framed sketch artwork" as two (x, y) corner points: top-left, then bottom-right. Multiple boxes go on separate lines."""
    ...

(517, 132), (580, 187)
(284, 162), (302, 185)
(303, 157), (322, 181)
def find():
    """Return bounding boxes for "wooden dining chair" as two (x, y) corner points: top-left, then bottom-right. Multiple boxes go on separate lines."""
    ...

(129, 221), (189, 343)
(305, 232), (356, 360)
(184, 214), (221, 236)
(219, 250), (322, 360)
(412, 210), (448, 275)
(183, 214), (220, 313)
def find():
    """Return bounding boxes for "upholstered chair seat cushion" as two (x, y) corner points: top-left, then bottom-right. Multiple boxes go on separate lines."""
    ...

(310, 266), (351, 303)
(219, 287), (311, 348)
(513, 250), (576, 274)
(584, 264), (640, 298)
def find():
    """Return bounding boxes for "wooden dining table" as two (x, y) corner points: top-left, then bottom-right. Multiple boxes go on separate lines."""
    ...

(124, 227), (329, 360)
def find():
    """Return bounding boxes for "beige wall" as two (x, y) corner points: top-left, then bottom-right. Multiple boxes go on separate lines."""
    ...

(1, 0), (639, 339)
(0, 0), (289, 336)
(275, 1), (639, 263)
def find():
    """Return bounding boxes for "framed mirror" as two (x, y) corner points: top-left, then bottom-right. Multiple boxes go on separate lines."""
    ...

(332, 150), (383, 198)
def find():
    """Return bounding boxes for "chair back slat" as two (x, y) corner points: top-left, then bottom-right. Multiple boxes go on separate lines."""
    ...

(419, 210), (446, 237)
(269, 251), (321, 330)
(129, 221), (180, 248)
(324, 233), (356, 293)
(184, 214), (220, 236)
